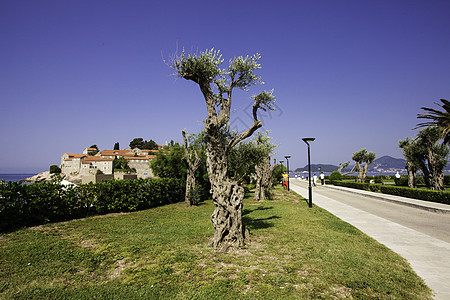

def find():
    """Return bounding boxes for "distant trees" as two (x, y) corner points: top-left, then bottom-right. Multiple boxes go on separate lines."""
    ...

(129, 138), (158, 150)
(114, 142), (120, 150)
(352, 149), (376, 183)
(150, 143), (186, 179)
(150, 142), (210, 202)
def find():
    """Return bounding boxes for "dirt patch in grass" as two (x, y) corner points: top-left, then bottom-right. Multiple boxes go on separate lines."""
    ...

(107, 259), (136, 280)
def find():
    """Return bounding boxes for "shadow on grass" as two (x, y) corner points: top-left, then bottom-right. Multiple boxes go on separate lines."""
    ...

(242, 206), (274, 216)
(243, 215), (281, 230)
(242, 206), (280, 230)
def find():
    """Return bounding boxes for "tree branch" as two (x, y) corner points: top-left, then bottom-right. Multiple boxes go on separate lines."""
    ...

(182, 129), (201, 169)
(228, 101), (263, 149)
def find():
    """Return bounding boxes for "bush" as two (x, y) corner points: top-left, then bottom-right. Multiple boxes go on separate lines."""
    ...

(333, 180), (370, 190)
(329, 171), (342, 181)
(273, 165), (286, 185)
(372, 175), (385, 184)
(0, 178), (185, 232)
(394, 175), (408, 186)
(49, 165), (61, 174)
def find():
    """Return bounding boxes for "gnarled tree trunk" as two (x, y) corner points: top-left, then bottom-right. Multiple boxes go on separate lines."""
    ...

(418, 161), (431, 189)
(182, 130), (202, 206)
(405, 162), (416, 188)
(427, 148), (445, 190)
(356, 162), (363, 183)
(254, 156), (276, 201)
(205, 127), (248, 249)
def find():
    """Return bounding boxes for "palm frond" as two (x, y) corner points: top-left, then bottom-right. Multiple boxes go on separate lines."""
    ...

(415, 99), (450, 143)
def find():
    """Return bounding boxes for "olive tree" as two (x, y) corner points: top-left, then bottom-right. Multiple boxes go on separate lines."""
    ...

(337, 161), (350, 174)
(352, 149), (376, 183)
(182, 129), (202, 206)
(398, 138), (424, 188)
(169, 49), (275, 250)
(417, 126), (449, 190)
(252, 133), (277, 201)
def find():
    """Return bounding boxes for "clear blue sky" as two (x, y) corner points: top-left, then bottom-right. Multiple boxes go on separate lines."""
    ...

(1, 0), (450, 173)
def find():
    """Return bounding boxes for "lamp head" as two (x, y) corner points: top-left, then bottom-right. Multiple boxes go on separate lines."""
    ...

(302, 137), (316, 144)
(284, 155), (291, 159)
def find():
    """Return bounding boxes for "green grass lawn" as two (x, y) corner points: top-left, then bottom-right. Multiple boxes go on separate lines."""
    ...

(0, 186), (432, 299)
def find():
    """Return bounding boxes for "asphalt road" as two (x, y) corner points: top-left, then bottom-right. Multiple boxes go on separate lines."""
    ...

(308, 184), (450, 243)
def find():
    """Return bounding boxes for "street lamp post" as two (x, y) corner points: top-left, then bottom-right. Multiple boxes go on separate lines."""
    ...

(284, 155), (291, 191)
(302, 138), (315, 208)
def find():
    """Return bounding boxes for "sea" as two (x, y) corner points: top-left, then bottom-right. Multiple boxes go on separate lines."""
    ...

(0, 174), (36, 183)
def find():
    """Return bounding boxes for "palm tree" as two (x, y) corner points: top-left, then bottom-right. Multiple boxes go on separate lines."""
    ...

(417, 99), (450, 144)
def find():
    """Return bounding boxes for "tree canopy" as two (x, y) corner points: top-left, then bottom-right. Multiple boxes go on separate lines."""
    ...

(129, 138), (158, 150)
(352, 149), (376, 183)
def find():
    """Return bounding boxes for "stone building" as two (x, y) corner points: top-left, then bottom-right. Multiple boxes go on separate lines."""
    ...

(60, 146), (163, 180)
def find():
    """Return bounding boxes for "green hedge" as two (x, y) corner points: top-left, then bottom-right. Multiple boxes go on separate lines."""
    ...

(0, 178), (185, 232)
(331, 180), (450, 205)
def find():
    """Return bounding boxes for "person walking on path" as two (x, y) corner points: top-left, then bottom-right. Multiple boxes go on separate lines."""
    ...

(313, 174), (318, 186)
(320, 172), (325, 185)
(282, 172), (289, 190)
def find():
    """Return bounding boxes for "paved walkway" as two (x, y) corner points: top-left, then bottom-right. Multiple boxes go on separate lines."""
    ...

(290, 179), (450, 300)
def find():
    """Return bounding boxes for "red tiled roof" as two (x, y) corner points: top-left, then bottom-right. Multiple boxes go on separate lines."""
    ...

(65, 153), (87, 158)
(100, 150), (134, 156)
(83, 156), (114, 162)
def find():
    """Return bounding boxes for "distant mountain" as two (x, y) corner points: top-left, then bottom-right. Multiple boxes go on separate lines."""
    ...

(294, 156), (406, 173)
(369, 155), (406, 171)
(295, 164), (338, 173)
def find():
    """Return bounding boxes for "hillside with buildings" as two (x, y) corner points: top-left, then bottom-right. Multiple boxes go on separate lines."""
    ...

(25, 145), (165, 184)
(59, 146), (164, 183)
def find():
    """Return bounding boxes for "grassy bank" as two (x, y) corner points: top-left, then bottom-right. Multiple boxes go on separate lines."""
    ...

(0, 186), (432, 299)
